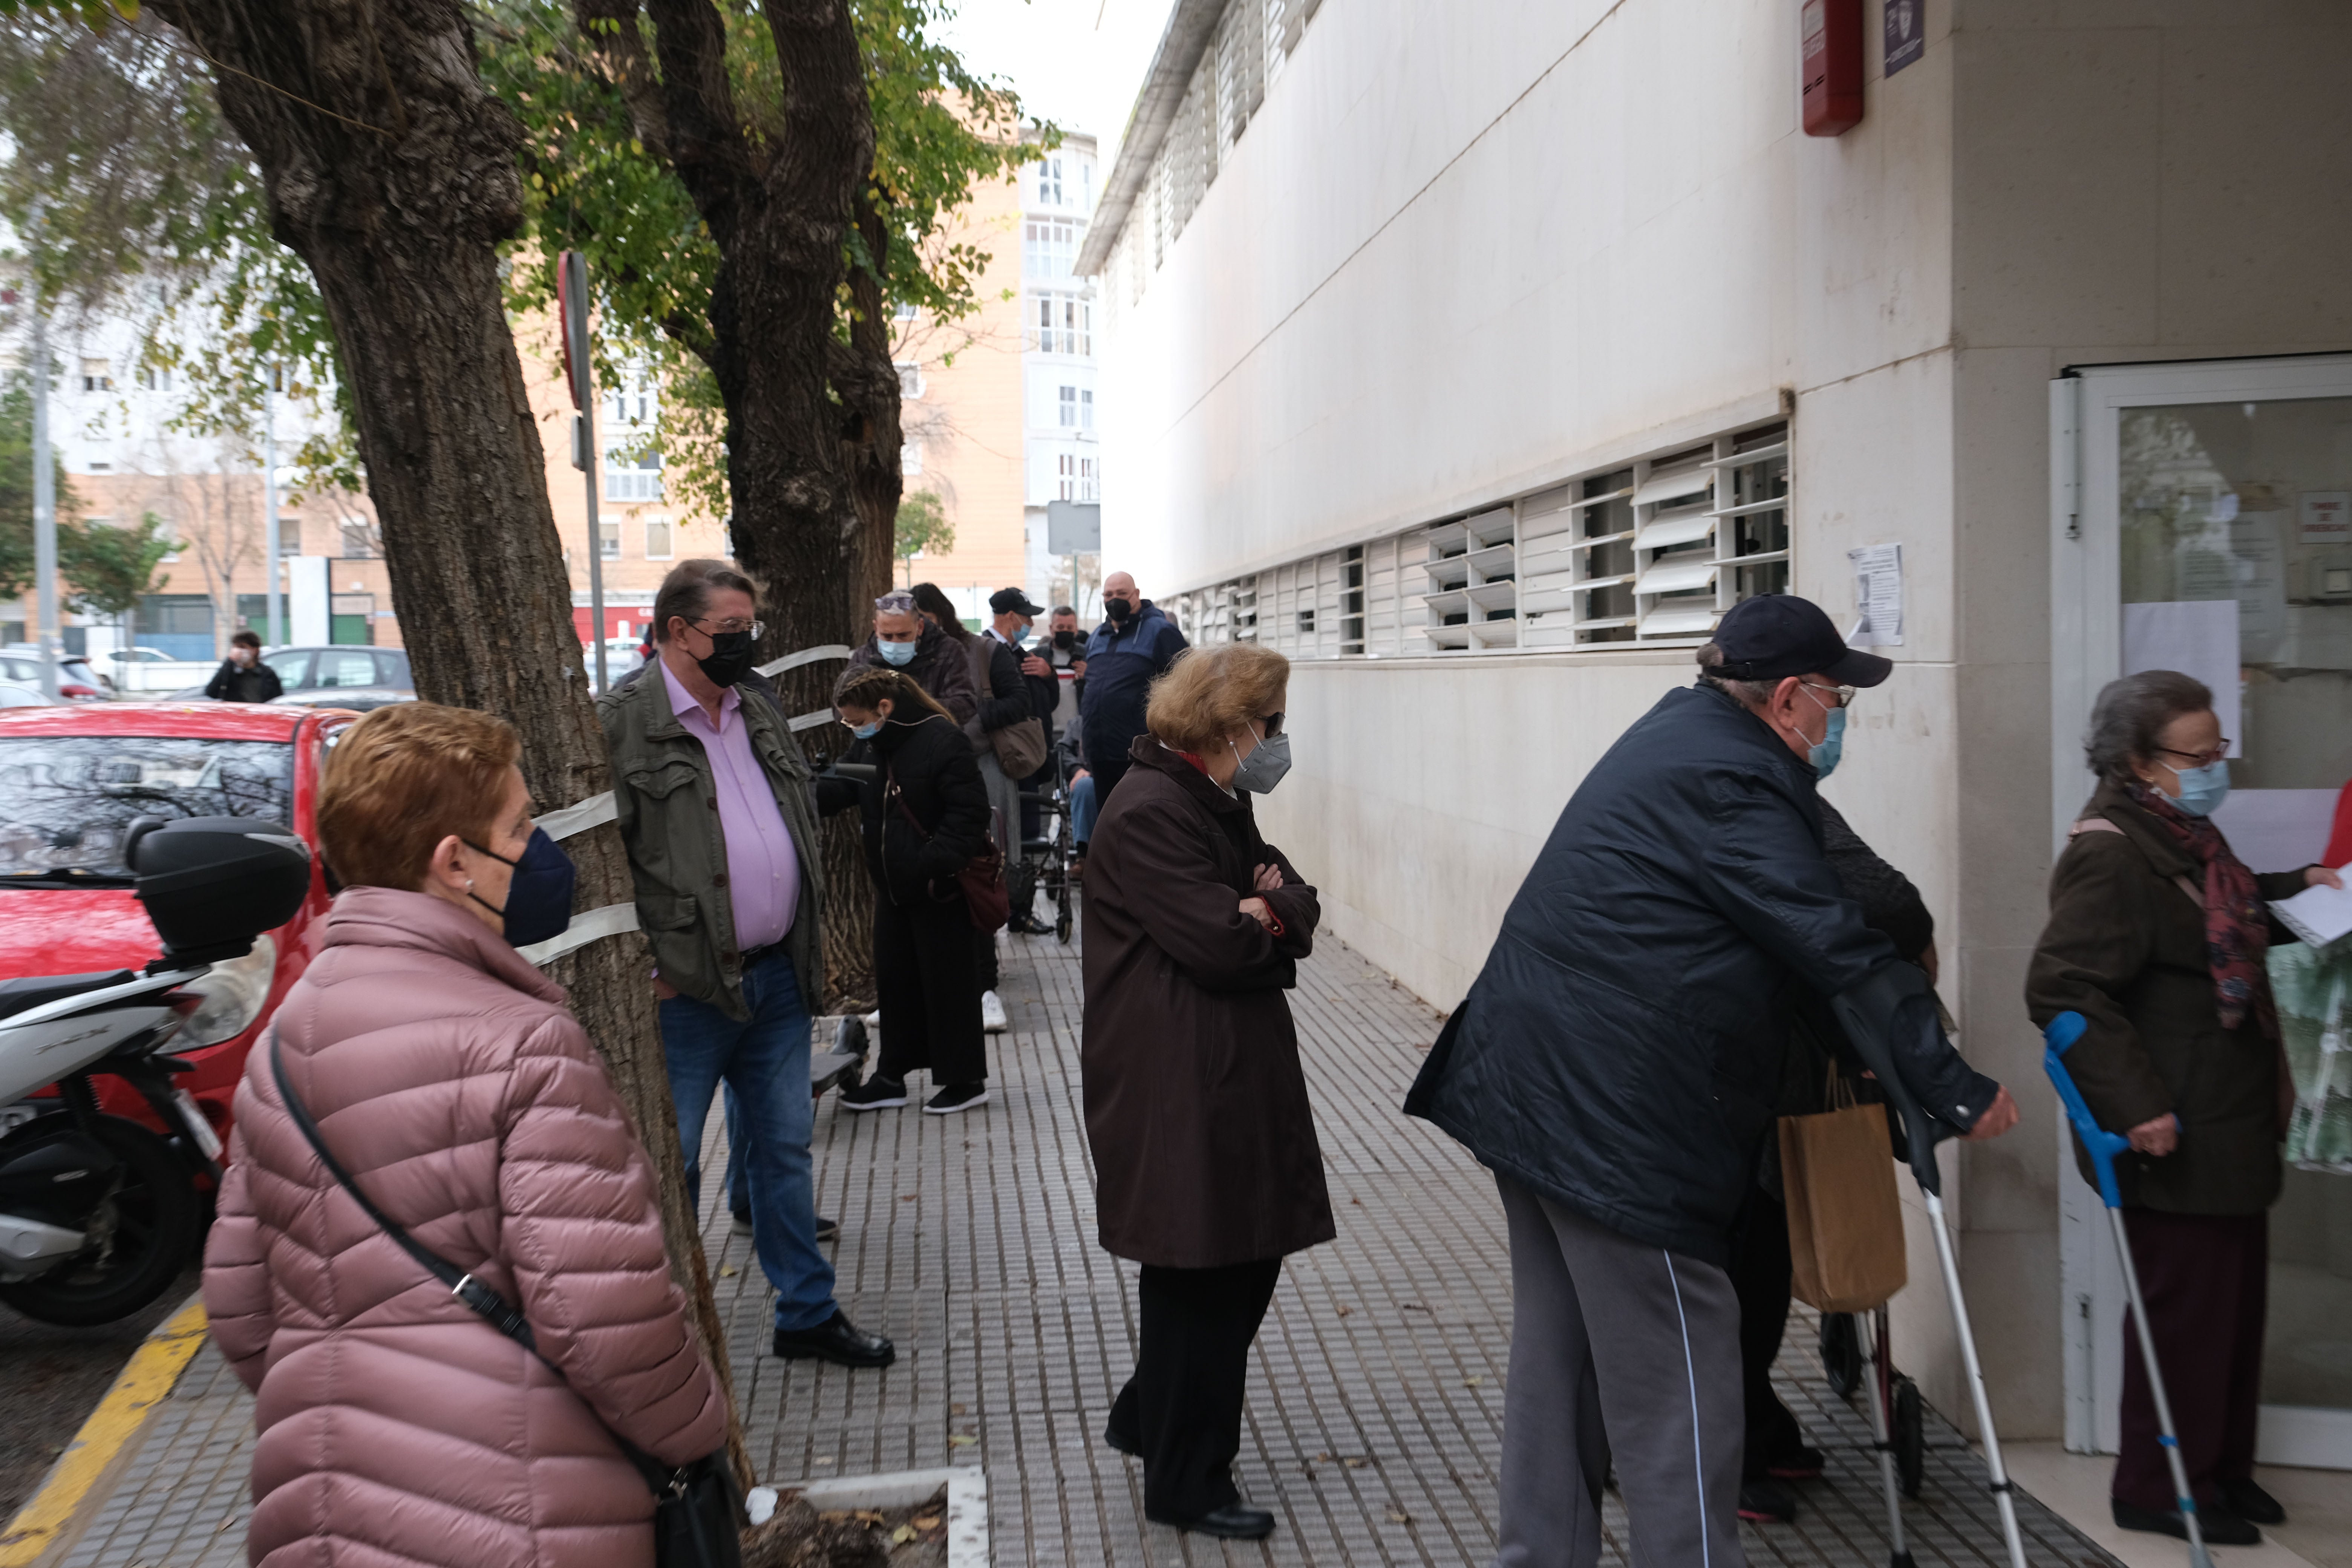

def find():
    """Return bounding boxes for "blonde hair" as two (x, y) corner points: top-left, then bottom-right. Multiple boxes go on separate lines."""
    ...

(833, 663), (952, 721)
(1145, 643), (1289, 752)
(317, 703), (522, 891)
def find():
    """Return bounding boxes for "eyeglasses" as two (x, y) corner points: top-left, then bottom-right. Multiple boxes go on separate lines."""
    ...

(1800, 683), (1857, 710)
(2157, 743), (2231, 768)
(1259, 712), (1284, 738)
(691, 616), (764, 639)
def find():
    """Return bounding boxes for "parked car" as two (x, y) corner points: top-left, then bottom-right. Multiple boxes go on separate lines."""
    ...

(273, 686), (415, 714)
(164, 644), (412, 703)
(104, 646), (220, 695)
(0, 649), (114, 700)
(0, 703), (346, 1155)
(0, 684), (57, 709)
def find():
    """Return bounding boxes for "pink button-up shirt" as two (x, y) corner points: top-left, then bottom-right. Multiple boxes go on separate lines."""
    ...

(660, 660), (800, 952)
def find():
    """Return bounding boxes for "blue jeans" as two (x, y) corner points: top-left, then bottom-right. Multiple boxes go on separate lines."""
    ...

(1070, 771), (1099, 849)
(659, 948), (837, 1333)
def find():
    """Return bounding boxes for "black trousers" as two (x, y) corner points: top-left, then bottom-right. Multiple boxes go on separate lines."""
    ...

(1088, 752), (1132, 814)
(1727, 1183), (1807, 1476)
(1107, 1259), (1283, 1520)
(873, 887), (985, 1085)
(2113, 1210), (2267, 1512)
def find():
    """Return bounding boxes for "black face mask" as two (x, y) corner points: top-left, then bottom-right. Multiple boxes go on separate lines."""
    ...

(696, 629), (756, 689)
(1052, 628), (1076, 650)
(1106, 598), (1135, 624)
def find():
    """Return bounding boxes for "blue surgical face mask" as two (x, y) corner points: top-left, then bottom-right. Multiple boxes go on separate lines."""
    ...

(463, 827), (577, 947)
(1808, 706), (1846, 779)
(2164, 758), (2231, 818)
(876, 638), (917, 668)
(851, 719), (884, 740)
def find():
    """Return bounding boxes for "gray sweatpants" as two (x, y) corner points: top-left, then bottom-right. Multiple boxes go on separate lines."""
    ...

(1494, 1174), (1747, 1568)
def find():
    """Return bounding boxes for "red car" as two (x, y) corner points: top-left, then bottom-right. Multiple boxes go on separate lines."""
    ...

(0, 704), (350, 1153)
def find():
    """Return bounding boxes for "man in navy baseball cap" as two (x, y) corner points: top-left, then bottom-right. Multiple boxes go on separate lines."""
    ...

(1408, 591), (2012, 1568)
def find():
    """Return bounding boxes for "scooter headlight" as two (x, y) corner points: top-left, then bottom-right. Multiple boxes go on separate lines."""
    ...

(179, 935), (279, 1047)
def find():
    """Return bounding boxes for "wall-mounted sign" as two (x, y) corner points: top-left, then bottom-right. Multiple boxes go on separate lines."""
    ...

(1802, 0), (1864, 136)
(2300, 490), (2351, 544)
(1884, 0), (1924, 77)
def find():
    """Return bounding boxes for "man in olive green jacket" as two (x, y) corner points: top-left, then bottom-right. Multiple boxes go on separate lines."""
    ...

(599, 559), (893, 1370)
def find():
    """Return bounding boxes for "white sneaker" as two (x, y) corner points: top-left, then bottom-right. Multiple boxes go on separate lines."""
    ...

(981, 990), (1008, 1033)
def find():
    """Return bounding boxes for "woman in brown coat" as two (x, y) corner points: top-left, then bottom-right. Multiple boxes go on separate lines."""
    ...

(1081, 642), (1332, 1541)
(2027, 670), (2340, 1546)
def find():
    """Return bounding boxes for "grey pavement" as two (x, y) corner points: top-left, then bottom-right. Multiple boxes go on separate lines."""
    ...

(37, 923), (2125, 1568)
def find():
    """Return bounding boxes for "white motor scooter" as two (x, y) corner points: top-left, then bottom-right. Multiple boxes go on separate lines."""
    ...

(0, 816), (309, 1325)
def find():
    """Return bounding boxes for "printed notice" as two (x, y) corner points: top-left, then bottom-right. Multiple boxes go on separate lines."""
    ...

(2271, 869), (2352, 950)
(1847, 544), (1904, 648)
(2302, 491), (2352, 545)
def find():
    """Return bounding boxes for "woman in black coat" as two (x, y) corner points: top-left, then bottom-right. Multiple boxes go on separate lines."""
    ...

(1081, 642), (1329, 1542)
(823, 665), (996, 1115)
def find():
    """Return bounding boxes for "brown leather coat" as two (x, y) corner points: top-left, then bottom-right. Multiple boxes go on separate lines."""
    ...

(2026, 779), (2308, 1214)
(1080, 739), (1335, 1269)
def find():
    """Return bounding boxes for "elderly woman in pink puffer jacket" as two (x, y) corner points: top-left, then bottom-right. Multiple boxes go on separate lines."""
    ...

(202, 703), (727, 1568)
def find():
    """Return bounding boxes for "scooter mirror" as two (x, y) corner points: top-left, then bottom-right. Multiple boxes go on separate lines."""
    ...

(130, 816), (312, 966)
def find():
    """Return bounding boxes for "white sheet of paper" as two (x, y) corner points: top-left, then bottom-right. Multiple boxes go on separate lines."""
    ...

(2271, 868), (2352, 949)
(1848, 543), (1903, 648)
(2122, 599), (2242, 759)
(2211, 788), (2341, 873)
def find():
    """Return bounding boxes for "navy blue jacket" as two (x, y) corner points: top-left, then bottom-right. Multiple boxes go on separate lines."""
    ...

(1406, 681), (1990, 1265)
(1078, 600), (1187, 770)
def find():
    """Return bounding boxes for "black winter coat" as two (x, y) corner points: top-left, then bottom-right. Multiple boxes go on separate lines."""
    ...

(816, 712), (992, 907)
(1406, 682), (1989, 1266)
(206, 658), (283, 703)
(1081, 739), (1333, 1268)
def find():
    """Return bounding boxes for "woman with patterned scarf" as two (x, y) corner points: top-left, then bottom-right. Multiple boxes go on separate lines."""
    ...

(2029, 670), (2343, 1547)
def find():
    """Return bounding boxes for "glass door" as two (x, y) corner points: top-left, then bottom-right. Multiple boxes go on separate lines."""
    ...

(2053, 354), (2352, 1469)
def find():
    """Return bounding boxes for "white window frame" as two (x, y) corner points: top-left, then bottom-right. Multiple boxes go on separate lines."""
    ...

(1033, 292), (1093, 357)
(643, 516), (674, 561)
(598, 519), (620, 561)
(2050, 353), (2352, 1472)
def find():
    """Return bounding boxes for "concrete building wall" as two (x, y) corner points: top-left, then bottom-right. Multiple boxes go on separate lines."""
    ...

(1090, 0), (2352, 1443)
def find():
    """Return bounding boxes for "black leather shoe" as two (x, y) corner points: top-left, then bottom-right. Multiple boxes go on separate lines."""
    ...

(2113, 1499), (2261, 1546)
(1738, 1479), (1799, 1523)
(2220, 1479), (2286, 1526)
(815, 1216), (840, 1244)
(773, 1311), (895, 1367)
(1147, 1504), (1274, 1539)
(1103, 1424), (1139, 1457)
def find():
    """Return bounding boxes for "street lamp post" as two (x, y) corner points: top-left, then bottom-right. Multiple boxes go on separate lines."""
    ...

(29, 266), (60, 701)
(263, 370), (282, 646)
(558, 252), (608, 694)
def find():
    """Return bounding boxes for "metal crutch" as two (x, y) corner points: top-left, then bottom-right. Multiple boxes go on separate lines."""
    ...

(1856, 1307), (1915, 1568)
(2043, 1011), (2217, 1568)
(1833, 981), (2032, 1568)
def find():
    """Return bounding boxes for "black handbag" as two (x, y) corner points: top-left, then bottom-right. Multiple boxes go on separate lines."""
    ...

(270, 1033), (744, 1568)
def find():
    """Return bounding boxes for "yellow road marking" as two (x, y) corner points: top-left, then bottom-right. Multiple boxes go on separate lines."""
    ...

(0, 1297), (210, 1567)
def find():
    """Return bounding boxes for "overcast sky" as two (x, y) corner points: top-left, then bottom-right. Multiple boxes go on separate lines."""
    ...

(936, 0), (1179, 158)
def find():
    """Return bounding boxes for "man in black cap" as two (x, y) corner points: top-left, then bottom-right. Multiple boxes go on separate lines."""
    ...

(1406, 593), (2016, 1568)
(984, 587), (1057, 934)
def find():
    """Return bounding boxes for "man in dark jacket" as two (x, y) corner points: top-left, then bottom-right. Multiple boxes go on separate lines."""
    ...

(1406, 593), (2017, 1568)
(205, 630), (283, 703)
(1078, 571), (1186, 806)
(845, 590), (982, 724)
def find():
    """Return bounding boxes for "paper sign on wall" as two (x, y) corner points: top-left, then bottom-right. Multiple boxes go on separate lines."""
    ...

(1847, 543), (1904, 648)
(2301, 491), (2351, 544)
(2122, 599), (2242, 760)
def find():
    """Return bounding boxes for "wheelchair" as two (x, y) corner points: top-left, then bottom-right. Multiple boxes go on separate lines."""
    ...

(1015, 753), (1081, 944)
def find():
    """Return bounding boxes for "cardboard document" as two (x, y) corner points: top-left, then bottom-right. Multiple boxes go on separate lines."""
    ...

(2272, 869), (2352, 950)
(2122, 599), (2243, 758)
(1847, 544), (1903, 648)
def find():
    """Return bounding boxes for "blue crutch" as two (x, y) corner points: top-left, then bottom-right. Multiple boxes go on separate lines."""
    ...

(2043, 1011), (2216, 1568)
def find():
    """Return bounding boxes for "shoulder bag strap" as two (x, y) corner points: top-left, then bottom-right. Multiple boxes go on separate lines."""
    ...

(2070, 817), (2203, 908)
(885, 764), (931, 839)
(267, 1032), (674, 1487)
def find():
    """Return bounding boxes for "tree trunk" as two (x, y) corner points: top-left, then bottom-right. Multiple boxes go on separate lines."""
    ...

(576, 0), (899, 1011)
(151, 0), (746, 1481)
